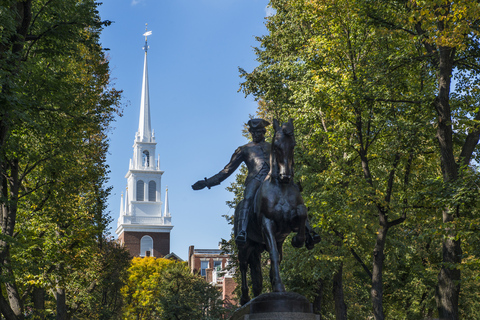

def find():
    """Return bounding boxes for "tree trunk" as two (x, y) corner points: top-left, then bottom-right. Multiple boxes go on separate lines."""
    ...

(0, 199), (18, 320)
(436, 236), (461, 320)
(56, 287), (67, 320)
(0, 293), (18, 320)
(0, 2), (33, 319)
(434, 44), (461, 320)
(0, 160), (23, 320)
(333, 263), (347, 320)
(371, 224), (388, 320)
(312, 278), (324, 317)
(357, 113), (389, 320)
(5, 277), (24, 320)
(33, 287), (45, 320)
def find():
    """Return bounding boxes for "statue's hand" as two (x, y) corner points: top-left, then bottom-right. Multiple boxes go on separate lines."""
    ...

(192, 180), (207, 190)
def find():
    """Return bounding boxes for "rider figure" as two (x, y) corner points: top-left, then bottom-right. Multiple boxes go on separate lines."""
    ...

(192, 119), (271, 246)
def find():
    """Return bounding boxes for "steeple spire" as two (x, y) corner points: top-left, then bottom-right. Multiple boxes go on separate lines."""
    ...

(138, 24), (153, 142)
(143, 23), (151, 53)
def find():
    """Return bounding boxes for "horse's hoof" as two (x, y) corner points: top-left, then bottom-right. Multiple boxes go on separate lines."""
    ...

(291, 235), (304, 248)
(240, 295), (250, 306)
(273, 283), (285, 292)
(306, 241), (314, 250)
(311, 232), (321, 244)
(305, 232), (321, 250)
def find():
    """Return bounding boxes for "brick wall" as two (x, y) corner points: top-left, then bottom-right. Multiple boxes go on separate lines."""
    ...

(223, 276), (237, 306)
(119, 231), (170, 257)
(191, 256), (228, 276)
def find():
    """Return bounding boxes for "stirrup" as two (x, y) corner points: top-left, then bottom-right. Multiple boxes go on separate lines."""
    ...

(236, 230), (247, 246)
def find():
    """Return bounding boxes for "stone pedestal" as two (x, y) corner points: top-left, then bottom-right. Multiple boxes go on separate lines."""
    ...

(230, 292), (320, 320)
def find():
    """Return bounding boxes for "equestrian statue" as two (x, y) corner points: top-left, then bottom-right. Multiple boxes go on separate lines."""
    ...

(192, 118), (320, 305)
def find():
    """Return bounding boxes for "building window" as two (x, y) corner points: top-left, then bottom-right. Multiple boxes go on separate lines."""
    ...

(201, 261), (209, 276)
(136, 180), (144, 201)
(143, 150), (150, 167)
(213, 260), (222, 270)
(140, 236), (153, 257)
(148, 181), (156, 201)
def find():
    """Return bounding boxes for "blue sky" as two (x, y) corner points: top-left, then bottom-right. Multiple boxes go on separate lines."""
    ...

(98, 1), (270, 260)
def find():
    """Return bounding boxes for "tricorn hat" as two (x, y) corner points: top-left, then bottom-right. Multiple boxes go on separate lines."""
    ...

(247, 119), (270, 131)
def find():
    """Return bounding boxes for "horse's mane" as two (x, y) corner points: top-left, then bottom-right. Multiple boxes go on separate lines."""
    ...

(282, 122), (294, 136)
(271, 119), (294, 143)
(269, 119), (295, 179)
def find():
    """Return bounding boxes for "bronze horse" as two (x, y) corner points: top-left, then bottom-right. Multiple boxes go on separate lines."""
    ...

(234, 119), (309, 305)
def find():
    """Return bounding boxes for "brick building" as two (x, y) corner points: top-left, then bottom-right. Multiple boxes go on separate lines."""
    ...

(188, 245), (237, 306)
(188, 245), (228, 276)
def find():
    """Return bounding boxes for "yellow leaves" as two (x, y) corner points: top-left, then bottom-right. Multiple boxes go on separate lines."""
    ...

(122, 257), (178, 307)
(24, 274), (42, 286)
(375, 189), (385, 197)
(408, 0), (480, 49)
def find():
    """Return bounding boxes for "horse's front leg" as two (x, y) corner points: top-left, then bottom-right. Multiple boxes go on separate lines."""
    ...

(291, 204), (307, 248)
(262, 217), (285, 292)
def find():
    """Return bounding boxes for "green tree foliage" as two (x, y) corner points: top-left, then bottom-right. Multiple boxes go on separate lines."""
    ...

(0, 1), (125, 319)
(122, 257), (226, 320)
(364, 1), (480, 318)
(67, 238), (131, 320)
(20, 238), (131, 320)
(238, 0), (480, 319)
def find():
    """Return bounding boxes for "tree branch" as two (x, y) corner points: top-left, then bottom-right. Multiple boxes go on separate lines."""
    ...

(367, 13), (416, 36)
(385, 153), (400, 205)
(29, 0), (56, 30)
(364, 97), (423, 104)
(24, 21), (84, 60)
(458, 109), (480, 167)
(334, 230), (372, 280)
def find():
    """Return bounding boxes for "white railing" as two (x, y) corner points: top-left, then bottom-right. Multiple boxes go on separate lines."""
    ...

(211, 264), (235, 285)
(119, 216), (171, 225)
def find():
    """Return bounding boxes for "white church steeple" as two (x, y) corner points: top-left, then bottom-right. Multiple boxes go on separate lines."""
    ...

(116, 25), (173, 258)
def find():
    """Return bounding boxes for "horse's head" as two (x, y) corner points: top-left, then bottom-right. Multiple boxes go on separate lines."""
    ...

(271, 119), (296, 183)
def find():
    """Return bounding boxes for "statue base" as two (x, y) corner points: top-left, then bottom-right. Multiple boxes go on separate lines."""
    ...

(230, 292), (320, 320)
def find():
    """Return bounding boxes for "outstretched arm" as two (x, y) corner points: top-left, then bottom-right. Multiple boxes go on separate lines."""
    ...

(192, 178), (208, 190)
(192, 147), (243, 190)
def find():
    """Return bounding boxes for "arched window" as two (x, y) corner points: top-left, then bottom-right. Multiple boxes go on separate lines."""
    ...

(148, 181), (156, 201)
(136, 180), (144, 201)
(140, 236), (153, 257)
(142, 150), (150, 167)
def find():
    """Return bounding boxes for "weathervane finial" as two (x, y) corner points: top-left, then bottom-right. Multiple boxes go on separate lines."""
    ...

(142, 23), (152, 52)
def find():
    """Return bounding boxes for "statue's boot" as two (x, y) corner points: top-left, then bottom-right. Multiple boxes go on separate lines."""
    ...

(235, 209), (248, 247)
(305, 220), (321, 250)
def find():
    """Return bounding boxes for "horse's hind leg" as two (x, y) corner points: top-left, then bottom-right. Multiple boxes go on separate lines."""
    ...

(277, 240), (284, 263)
(291, 204), (307, 248)
(262, 217), (285, 292)
(239, 249), (250, 305)
(249, 245), (263, 297)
